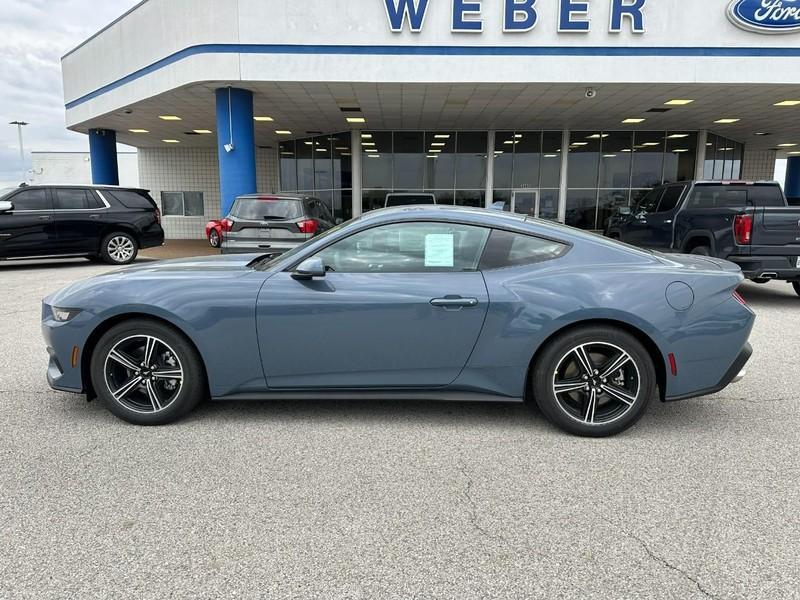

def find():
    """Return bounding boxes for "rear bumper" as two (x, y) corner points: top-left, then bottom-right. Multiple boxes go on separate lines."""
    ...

(221, 239), (300, 255)
(665, 342), (752, 402)
(139, 226), (165, 250)
(727, 255), (800, 281)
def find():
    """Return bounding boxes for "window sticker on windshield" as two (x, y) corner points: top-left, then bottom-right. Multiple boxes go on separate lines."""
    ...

(425, 234), (454, 267)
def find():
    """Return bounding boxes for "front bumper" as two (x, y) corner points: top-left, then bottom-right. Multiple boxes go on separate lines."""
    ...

(41, 304), (92, 395)
(665, 342), (752, 402)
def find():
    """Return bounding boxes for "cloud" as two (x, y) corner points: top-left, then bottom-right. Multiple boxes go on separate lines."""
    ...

(0, 0), (140, 187)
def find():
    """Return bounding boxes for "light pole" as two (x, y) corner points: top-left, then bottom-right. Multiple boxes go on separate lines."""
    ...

(9, 121), (28, 181)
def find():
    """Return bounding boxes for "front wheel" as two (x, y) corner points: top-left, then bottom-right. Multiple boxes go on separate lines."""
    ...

(531, 326), (656, 437)
(90, 319), (207, 425)
(100, 232), (138, 265)
(793, 282), (800, 297)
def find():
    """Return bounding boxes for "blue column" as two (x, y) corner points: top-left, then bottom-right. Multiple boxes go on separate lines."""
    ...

(785, 156), (800, 201)
(88, 129), (119, 185)
(216, 87), (257, 216)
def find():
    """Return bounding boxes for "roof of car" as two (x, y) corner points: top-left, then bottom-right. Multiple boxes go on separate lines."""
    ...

(8, 184), (148, 191)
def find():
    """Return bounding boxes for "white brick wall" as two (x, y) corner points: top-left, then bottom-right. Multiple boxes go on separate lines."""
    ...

(139, 147), (279, 239)
(741, 149), (777, 181)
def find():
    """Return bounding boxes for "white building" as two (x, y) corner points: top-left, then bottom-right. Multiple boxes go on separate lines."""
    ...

(61, 0), (800, 239)
(29, 152), (139, 187)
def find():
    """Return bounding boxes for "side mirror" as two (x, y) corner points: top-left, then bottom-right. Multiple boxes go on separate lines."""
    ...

(618, 206), (631, 216)
(0, 201), (12, 214)
(292, 257), (326, 280)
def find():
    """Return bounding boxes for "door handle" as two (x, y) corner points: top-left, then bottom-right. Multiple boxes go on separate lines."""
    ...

(37, 215), (51, 221)
(89, 214), (101, 220)
(430, 297), (479, 309)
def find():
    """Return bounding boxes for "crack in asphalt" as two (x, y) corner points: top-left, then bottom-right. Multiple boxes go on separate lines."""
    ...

(457, 459), (510, 546)
(601, 517), (717, 599)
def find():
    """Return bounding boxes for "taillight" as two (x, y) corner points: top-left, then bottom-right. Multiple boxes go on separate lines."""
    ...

(154, 208), (161, 225)
(297, 219), (319, 234)
(732, 289), (748, 307)
(733, 214), (753, 245)
(220, 218), (233, 233)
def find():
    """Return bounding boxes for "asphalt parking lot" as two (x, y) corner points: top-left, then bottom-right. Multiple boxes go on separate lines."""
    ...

(1, 257), (799, 600)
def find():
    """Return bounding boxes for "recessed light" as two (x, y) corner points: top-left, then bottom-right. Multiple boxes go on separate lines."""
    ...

(316, 148), (327, 152)
(159, 115), (182, 121)
(275, 130), (292, 135)
(193, 129), (213, 134)
(673, 149), (690, 153)
(494, 151), (504, 155)
(622, 118), (646, 124)
(667, 134), (689, 139)
(571, 142), (588, 147)
(254, 116), (274, 122)
(364, 149), (377, 153)
(128, 129), (149, 133)
(434, 134), (451, 139)
(664, 99), (695, 106)
(431, 143), (446, 147)
(362, 142), (375, 147)
(774, 101), (800, 107)
(346, 117), (366, 124)
(427, 155), (438, 159)
(514, 134), (523, 139)
(587, 134), (609, 139)
(361, 133), (373, 139)
(303, 141), (313, 145)
(778, 143), (798, 147)
(621, 149), (633, 152)
(641, 142), (661, 147)
(788, 151), (800, 155)
(429, 149), (442, 153)
(754, 132), (771, 136)
(719, 147), (734, 151)
(543, 154), (558, 158)
(714, 118), (740, 124)
(162, 139), (180, 143)
(368, 155), (381, 158)
(603, 154), (618, 158)
(280, 152), (294, 156)
(335, 146), (349, 151)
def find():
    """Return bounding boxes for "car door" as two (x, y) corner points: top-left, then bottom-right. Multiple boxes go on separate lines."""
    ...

(52, 188), (108, 254)
(256, 221), (491, 389)
(0, 188), (57, 258)
(645, 184), (687, 250)
(620, 187), (665, 248)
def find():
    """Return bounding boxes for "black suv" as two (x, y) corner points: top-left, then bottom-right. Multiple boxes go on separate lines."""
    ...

(0, 185), (164, 265)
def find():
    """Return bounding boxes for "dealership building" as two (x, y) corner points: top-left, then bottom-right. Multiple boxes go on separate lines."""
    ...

(61, 0), (800, 238)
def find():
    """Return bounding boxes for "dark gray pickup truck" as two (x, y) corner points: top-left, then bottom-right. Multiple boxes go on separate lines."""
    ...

(606, 181), (800, 296)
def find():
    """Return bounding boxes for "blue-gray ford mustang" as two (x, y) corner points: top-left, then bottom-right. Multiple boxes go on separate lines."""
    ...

(42, 206), (754, 437)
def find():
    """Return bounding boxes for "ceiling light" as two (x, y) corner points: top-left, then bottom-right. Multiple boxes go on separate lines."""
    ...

(364, 148), (377, 153)
(571, 142), (588, 147)
(361, 133), (373, 139)
(504, 140), (515, 145)
(429, 149), (442, 153)
(431, 143), (445, 147)
(280, 152), (294, 156)
(494, 151), (504, 154)
(788, 151), (800, 155)
(427, 155), (438, 159)
(719, 147), (734, 151)
(434, 134), (451, 139)
(672, 149), (690, 153)
(335, 146), (349, 151)
(714, 118), (740, 124)
(603, 154), (617, 158)
(316, 148), (327, 152)
(622, 118), (645, 124)
(159, 115), (182, 121)
(129, 129), (149, 133)
(774, 101), (800, 107)
(754, 132), (770, 136)
(587, 134), (608, 139)
(162, 139), (180, 143)
(346, 117), (366, 124)
(362, 142), (375, 147)
(341, 153), (351, 156)
(544, 154), (558, 158)
(621, 149), (633, 152)
(641, 142), (661, 146)
(664, 100), (695, 106)
(193, 129), (213, 134)
(667, 134), (689, 139)
(275, 130), (292, 135)
(778, 143), (798, 147)
(514, 134), (523, 139)
(368, 155), (381, 158)
(304, 141), (313, 145)
(254, 116), (274, 122)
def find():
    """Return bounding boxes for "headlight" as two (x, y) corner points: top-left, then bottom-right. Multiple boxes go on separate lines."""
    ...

(51, 307), (82, 322)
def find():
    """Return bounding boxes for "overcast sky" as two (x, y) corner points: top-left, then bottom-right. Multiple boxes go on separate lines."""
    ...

(0, 0), (139, 187)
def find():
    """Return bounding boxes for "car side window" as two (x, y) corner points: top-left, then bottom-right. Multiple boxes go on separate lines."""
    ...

(656, 186), (686, 213)
(748, 186), (785, 207)
(9, 189), (50, 211)
(314, 222), (491, 273)
(479, 229), (569, 270)
(636, 188), (664, 214)
(688, 186), (748, 209)
(54, 189), (103, 210)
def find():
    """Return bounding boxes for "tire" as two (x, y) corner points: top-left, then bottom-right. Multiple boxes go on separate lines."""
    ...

(90, 319), (207, 425)
(531, 325), (656, 437)
(100, 232), (139, 265)
(208, 230), (220, 248)
(690, 245), (711, 256)
(793, 282), (800, 297)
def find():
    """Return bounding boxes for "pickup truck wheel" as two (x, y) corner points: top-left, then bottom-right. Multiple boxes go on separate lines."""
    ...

(792, 282), (800, 297)
(690, 246), (711, 256)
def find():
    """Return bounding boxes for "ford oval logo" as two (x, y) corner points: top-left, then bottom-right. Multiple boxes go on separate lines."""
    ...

(728, 0), (800, 34)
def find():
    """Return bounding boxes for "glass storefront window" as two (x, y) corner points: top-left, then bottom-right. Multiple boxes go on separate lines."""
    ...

(538, 189), (560, 221)
(597, 189), (629, 232)
(279, 140), (297, 192)
(631, 131), (665, 188)
(362, 132), (393, 189)
(455, 190), (485, 208)
(512, 131), (541, 189)
(565, 189), (598, 230)
(663, 132), (697, 183)
(296, 137), (314, 191)
(598, 131), (633, 189)
(540, 132), (563, 188)
(393, 131), (425, 189)
(331, 132), (352, 190)
(567, 132), (601, 188)
(455, 132), (487, 189)
(493, 132), (515, 189)
(314, 135), (333, 191)
(425, 132), (456, 190)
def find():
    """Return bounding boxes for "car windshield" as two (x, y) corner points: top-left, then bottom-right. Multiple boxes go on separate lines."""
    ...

(232, 198), (303, 220)
(385, 195), (436, 207)
(253, 218), (357, 271)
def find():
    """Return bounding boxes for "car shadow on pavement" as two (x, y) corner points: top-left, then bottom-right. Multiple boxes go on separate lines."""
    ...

(0, 257), (158, 272)
(737, 282), (799, 308)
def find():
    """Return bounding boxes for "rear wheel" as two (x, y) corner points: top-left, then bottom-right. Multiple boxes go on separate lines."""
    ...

(100, 232), (138, 265)
(208, 229), (220, 248)
(90, 319), (207, 425)
(793, 282), (800, 297)
(531, 326), (656, 437)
